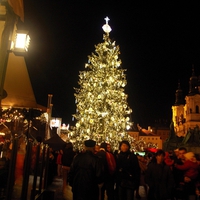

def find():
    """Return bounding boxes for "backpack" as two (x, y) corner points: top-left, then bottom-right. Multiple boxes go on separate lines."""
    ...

(106, 152), (116, 175)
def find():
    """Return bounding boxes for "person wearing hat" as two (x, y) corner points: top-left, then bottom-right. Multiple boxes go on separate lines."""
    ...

(68, 139), (104, 200)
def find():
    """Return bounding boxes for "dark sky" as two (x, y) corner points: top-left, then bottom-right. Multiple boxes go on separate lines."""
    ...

(22, 1), (200, 128)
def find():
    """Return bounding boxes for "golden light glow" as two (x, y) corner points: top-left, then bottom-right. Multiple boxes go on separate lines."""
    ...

(12, 30), (30, 54)
(69, 20), (133, 151)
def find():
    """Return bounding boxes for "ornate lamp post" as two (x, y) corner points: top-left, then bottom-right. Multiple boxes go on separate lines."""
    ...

(0, 1), (30, 114)
(0, 29), (30, 109)
(0, 2), (31, 199)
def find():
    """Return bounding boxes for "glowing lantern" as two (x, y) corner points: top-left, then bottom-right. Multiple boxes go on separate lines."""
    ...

(11, 30), (30, 55)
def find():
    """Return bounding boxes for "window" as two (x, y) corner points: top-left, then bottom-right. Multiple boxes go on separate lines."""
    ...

(196, 105), (199, 113)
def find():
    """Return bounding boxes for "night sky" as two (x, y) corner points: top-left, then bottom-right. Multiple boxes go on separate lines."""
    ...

(22, 1), (200, 128)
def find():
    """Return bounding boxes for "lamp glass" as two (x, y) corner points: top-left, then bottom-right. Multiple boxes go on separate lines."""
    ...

(15, 33), (26, 48)
(14, 31), (30, 52)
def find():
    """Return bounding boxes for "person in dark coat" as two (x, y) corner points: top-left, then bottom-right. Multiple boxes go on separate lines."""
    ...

(68, 139), (104, 200)
(61, 142), (76, 192)
(96, 142), (116, 200)
(47, 147), (56, 186)
(115, 140), (140, 200)
(145, 149), (174, 200)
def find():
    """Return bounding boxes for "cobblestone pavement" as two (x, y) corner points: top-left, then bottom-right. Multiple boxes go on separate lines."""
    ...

(1, 176), (147, 199)
(29, 176), (147, 200)
(51, 176), (147, 200)
(47, 176), (72, 200)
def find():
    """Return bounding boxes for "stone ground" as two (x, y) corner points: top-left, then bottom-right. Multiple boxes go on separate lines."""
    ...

(44, 176), (148, 200)
(1, 176), (147, 199)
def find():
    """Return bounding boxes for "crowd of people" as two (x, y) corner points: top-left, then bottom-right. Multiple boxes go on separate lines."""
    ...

(47, 140), (200, 200)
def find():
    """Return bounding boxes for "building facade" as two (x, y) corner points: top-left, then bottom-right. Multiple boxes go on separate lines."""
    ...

(172, 68), (200, 137)
(164, 68), (200, 153)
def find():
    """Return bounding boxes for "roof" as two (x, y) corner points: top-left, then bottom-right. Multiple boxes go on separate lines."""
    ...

(1, 53), (46, 111)
(44, 133), (66, 151)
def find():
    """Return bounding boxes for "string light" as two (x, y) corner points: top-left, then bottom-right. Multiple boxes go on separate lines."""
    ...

(69, 18), (133, 151)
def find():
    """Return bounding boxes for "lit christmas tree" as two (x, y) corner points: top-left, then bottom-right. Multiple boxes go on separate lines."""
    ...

(69, 17), (133, 151)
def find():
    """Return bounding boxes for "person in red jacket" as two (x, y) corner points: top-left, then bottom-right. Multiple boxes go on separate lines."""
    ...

(175, 152), (199, 182)
(175, 151), (199, 199)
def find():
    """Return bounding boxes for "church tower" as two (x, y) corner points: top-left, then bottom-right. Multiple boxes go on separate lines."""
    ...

(184, 68), (200, 131)
(172, 67), (200, 137)
(172, 81), (186, 136)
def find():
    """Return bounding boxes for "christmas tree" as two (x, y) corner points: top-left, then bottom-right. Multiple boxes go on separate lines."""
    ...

(69, 17), (133, 151)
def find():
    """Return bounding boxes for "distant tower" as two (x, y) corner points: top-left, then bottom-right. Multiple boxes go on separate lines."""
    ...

(188, 66), (199, 95)
(185, 67), (200, 131)
(172, 67), (200, 137)
(172, 81), (185, 136)
(175, 81), (185, 105)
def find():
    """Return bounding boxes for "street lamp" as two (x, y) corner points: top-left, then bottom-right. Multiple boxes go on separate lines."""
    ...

(0, 29), (30, 110)
(11, 30), (30, 56)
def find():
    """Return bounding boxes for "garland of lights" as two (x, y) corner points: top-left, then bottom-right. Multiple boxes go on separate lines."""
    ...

(0, 108), (46, 123)
(68, 17), (135, 151)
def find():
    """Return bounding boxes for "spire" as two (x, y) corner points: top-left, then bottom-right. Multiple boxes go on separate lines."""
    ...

(192, 64), (195, 76)
(174, 80), (185, 105)
(188, 65), (198, 95)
